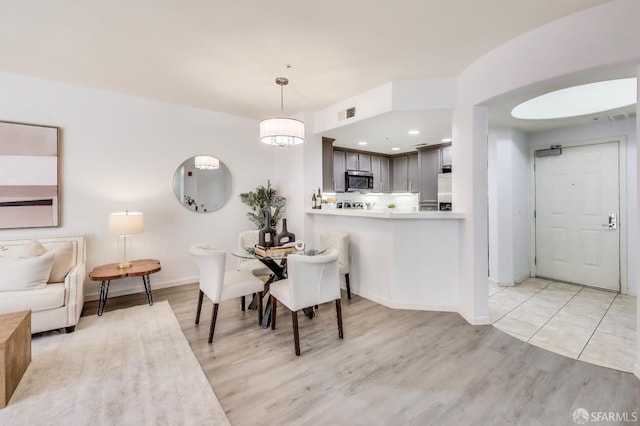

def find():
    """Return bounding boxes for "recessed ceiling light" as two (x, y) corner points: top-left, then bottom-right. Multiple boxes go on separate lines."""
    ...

(511, 77), (637, 120)
(441, 138), (452, 142)
(408, 130), (420, 135)
(391, 147), (400, 151)
(358, 141), (367, 145)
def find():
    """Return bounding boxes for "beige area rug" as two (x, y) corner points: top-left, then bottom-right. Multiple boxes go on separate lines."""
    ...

(0, 301), (230, 425)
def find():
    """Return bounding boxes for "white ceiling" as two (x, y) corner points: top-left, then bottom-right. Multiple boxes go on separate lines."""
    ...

(0, 0), (619, 153)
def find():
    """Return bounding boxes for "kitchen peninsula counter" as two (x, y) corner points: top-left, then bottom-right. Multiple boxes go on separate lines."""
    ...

(306, 208), (463, 314)
(306, 208), (464, 219)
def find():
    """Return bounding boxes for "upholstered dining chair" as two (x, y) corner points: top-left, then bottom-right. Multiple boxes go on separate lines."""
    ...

(189, 243), (265, 344)
(237, 230), (272, 311)
(320, 231), (351, 299)
(269, 249), (343, 356)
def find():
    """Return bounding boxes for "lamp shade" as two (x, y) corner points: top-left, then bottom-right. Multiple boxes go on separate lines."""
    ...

(259, 118), (305, 146)
(194, 155), (220, 170)
(108, 211), (144, 236)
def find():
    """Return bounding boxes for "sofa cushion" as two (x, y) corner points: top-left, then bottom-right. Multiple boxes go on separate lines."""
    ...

(0, 283), (66, 314)
(0, 251), (55, 291)
(19, 239), (75, 283)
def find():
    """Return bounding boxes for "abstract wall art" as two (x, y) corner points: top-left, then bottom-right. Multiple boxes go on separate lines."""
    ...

(0, 121), (60, 229)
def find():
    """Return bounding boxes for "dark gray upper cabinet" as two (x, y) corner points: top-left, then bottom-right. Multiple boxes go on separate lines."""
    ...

(333, 150), (346, 192)
(393, 153), (419, 192)
(345, 151), (372, 172)
(419, 148), (439, 202)
(371, 155), (390, 192)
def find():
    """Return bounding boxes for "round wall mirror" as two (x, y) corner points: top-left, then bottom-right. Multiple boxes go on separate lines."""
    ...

(173, 156), (232, 213)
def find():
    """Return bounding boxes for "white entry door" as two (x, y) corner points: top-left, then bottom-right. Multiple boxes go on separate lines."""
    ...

(535, 142), (620, 291)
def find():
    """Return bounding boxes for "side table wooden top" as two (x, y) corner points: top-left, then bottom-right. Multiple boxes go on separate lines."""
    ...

(89, 259), (161, 281)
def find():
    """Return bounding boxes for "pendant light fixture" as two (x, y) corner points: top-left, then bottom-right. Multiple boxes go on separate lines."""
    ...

(260, 77), (305, 146)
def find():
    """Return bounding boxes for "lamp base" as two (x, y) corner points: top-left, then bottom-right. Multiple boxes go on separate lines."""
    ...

(117, 261), (132, 269)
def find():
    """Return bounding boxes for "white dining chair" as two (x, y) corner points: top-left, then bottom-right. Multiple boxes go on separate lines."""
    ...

(269, 249), (343, 356)
(238, 230), (271, 277)
(189, 243), (265, 344)
(320, 231), (351, 299)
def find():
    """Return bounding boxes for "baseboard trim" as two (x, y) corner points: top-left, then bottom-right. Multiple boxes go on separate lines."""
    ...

(355, 289), (458, 313)
(458, 309), (491, 326)
(84, 277), (198, 302)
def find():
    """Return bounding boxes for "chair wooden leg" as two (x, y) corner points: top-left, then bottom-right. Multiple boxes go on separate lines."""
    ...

(258, 291), (263, 325)
(208, 303), (219, 344)
(345, 273), (351, 300)
(271, 296), (277, 330)
(291, 310), (301, 356)
(195, 289), (204, 325)
(241, 296), (246, 312)
(336, 299), (344, 339)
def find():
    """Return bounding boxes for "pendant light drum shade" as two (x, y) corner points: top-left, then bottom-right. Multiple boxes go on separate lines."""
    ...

(194, 155), (220, 170)
(260, 117), (305, 146)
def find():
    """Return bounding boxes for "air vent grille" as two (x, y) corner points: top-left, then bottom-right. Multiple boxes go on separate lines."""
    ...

(608, 111), (635, 121)
(338, 107), (357, 121)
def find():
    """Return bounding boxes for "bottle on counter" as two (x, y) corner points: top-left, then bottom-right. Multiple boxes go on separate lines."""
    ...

(312, 192), (317, 209)
(317, 187), (322, 210)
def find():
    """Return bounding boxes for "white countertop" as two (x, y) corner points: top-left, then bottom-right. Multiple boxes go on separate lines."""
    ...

(305, 208), (464, 219)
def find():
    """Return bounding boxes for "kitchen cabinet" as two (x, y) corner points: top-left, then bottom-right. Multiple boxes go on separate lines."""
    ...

(440, 145), (452, 171)
(392, 153), (419, 192)
(371, 155), (391, 192)
(345, 151), (371, 172)
(333, 150), (346, 192)
(419, 148), (439, 203)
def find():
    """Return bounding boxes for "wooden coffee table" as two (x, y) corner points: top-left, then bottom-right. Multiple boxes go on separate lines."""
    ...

(89, 259), (161, 316)
(0, 310), (31, 409)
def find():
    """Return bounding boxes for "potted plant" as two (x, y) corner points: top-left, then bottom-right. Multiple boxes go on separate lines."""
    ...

(239, 180), (286, 228)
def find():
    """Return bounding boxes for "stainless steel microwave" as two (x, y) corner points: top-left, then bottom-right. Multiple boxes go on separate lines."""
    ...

(345, 171), (374, 191)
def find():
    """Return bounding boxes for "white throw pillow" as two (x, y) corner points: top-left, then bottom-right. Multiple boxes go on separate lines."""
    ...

(18, 240), (75, 283)
(0, 251), (55, 291)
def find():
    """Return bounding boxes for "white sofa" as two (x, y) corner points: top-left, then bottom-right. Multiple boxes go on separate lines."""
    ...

(0, 235), (86, 333)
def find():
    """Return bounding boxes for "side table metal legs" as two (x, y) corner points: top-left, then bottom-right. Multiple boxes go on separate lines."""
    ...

(142, 274), (154, 306)
(96, 274), (154, 317)
(97, 280), (111, 316)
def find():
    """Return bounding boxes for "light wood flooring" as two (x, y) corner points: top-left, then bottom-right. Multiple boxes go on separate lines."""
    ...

(82, 284), (640, 425)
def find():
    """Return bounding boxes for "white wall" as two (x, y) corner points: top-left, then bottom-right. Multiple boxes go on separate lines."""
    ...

(0, 71), (274, 300)
(527, 117), (637, 294)
(488, 128), (530, 286)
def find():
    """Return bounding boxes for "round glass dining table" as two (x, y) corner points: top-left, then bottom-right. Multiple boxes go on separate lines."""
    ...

(231, 247), (326, 328)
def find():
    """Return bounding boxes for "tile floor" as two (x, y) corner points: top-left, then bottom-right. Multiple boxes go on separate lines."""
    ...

(489, 277), (637, 372)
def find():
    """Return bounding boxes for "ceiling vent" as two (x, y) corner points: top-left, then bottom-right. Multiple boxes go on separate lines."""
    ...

(338, 107), (356, 121)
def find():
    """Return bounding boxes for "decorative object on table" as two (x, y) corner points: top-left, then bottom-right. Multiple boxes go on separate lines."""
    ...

(294, 240), (305, 252)
(108, 210), (144, 269)
(0, 121), (60, 229)
(259, 77), (304, 147)
(253, 244), (297, 257)
(274, 218), (295, 246)
(258, 210), (277, 248)
(173, 155), (232, 213)
(239, 180), (286, 228)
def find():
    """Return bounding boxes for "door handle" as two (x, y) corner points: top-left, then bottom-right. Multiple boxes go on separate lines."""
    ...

(601, 213), (618, 229)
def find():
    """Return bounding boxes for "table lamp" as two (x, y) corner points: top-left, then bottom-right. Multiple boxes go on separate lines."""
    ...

(108, 210), (144, 269)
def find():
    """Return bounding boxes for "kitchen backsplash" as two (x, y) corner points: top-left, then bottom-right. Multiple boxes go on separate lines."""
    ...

(320, 192), (419, 211)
